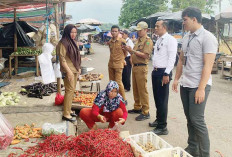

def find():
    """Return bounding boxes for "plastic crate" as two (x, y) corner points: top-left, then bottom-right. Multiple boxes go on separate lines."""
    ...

(146, 147), (193, 157)
(128, 132), (173, 157)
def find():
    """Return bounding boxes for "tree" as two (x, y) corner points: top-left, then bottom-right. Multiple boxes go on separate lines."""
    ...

(119, 0), (168, 27)
(171, 0), (216, 14)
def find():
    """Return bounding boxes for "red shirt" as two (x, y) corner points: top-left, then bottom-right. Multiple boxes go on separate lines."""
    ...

(91, 100), (128, 120)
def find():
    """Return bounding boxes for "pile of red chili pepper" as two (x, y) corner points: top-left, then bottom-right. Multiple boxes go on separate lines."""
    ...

(9, 129), (134, 157)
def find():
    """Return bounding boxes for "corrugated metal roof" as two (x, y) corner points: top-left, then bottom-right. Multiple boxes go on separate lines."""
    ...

(0, 0), (81, 9)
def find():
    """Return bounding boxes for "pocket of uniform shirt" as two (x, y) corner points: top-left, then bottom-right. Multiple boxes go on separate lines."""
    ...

(138, 45), (144, 50)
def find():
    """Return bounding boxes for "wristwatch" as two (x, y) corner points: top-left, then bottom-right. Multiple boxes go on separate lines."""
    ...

(163, 73), (169, 76)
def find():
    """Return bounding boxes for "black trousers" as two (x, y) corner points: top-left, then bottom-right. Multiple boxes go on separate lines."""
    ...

(122, 56), (131, 91)
(151, 69), (171, 129)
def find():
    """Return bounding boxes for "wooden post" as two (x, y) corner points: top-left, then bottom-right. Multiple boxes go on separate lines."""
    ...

(0, 49), (2, 58)
(54, 2), (61, 94)
(35, 55), (39, 76)
(54, 3), (60, 40)
(63, 2), (66, 28)
(216, 22), (219, 52)
(14, 8), (18, 75)
(14, 8), (17, 52)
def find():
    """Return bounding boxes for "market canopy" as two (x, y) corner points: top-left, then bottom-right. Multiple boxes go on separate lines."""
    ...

(77, 18), (101, 26)
(215, 6), (232, 23)
(0, 0), (81, 9)
(131, 11), (212, 28)
(76, 24), (96, 33)
(158, 11), (211, 21)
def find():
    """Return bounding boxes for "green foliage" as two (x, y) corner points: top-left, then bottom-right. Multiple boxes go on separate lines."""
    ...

(99, 23), (115, 31)
(119, 0), (168, 28)
(171, 0), (216, 14)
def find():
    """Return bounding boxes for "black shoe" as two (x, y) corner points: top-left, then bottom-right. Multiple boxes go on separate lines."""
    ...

(62, 116), (76, 122)
(71, 113), (77, 117)
(152, 127), (169, 135)
(135, 113), (150, 121)
(149, 120), (158, 127)
(184, 147), (200, 157)
(128, 109), (142, 114)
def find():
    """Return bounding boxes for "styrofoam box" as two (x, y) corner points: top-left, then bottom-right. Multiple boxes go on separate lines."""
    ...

(128, 132), (173, 157)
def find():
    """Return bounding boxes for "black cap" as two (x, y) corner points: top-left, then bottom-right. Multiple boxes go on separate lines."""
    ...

(122, 30), (129, 35)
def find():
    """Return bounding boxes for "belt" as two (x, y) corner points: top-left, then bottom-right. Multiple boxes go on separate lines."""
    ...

(153, 67), (166, 71)
(134, 63), (147, 66)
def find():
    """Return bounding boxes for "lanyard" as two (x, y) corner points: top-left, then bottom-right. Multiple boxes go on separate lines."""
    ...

(157, 38), (164, 51)
(185, 34), (196, 55)
(187, 34), (196, 47)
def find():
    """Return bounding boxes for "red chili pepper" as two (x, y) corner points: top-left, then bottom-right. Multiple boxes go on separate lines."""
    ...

(8, 153), (17, 157)
(12, 147), (24, 151)
(31, 139), (38, 143)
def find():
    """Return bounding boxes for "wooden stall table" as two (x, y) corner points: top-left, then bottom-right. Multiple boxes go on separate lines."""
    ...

(220, 56), (232, 79)
(9, 54), (39, 78)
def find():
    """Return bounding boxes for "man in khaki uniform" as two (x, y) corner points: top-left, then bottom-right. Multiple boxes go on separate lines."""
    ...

(108, 25), (127, 100)
(124, 22), (153, 121)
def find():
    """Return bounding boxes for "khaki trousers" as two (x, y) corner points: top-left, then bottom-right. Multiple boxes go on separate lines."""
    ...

(63, 73), (78, 117)
(108, 67), (126, 100)
(132, 66), (149, 115)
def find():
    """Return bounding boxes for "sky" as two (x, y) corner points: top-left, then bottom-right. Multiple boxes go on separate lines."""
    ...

(66, 0), (123, 24)
(66, 0), (232, 24)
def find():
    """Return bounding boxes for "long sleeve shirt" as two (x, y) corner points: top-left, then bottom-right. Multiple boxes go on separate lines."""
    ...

(91, 100), (128, 120)
(152, 33), (177, 74)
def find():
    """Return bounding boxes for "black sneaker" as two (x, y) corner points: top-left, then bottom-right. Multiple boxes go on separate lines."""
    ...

(151, 127), (169, 135)
(135, 113), (150, 121)
(149, 120), (158, 127)
(128, 109), (142, 114)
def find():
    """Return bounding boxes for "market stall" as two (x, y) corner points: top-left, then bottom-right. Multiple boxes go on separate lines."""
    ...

(215, 6), (232, 77)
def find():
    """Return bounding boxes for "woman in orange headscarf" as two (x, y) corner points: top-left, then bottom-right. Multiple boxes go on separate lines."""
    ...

(57, 24), (81, 122)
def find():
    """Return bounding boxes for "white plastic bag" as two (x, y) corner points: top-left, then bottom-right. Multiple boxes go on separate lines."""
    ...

(0, 58), (8, 71)
(53, 62), (62, 78)
(42, 122), (66, 137)
(38, 43), (56, 84)
(0, 113), (14, 150)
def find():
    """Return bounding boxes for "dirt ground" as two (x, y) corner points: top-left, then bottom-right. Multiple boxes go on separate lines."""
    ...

(1, 43), (232, 157)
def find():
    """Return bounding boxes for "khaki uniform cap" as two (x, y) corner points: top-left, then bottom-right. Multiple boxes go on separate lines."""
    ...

(135, 21), (148, 31)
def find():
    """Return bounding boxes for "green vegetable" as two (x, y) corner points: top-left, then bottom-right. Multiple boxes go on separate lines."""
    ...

(21, 88), (27, 92)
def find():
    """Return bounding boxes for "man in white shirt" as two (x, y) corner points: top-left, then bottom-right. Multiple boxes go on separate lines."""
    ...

(122, 30), (134, 92)
(150, 20), (177, 135)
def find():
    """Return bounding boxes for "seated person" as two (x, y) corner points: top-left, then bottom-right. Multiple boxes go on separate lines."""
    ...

(80, 81), (128, 130)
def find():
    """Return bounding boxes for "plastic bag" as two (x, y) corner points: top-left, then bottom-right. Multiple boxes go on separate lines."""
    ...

(0, 58), (7, 71)
(53, 62), (62, 78)
(0, 113), (14, 150)
(110, 122), (122, 132)
(38, 43), (56, 84)
(55, 93), (64, 106)
(42, 122), (66, 137)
